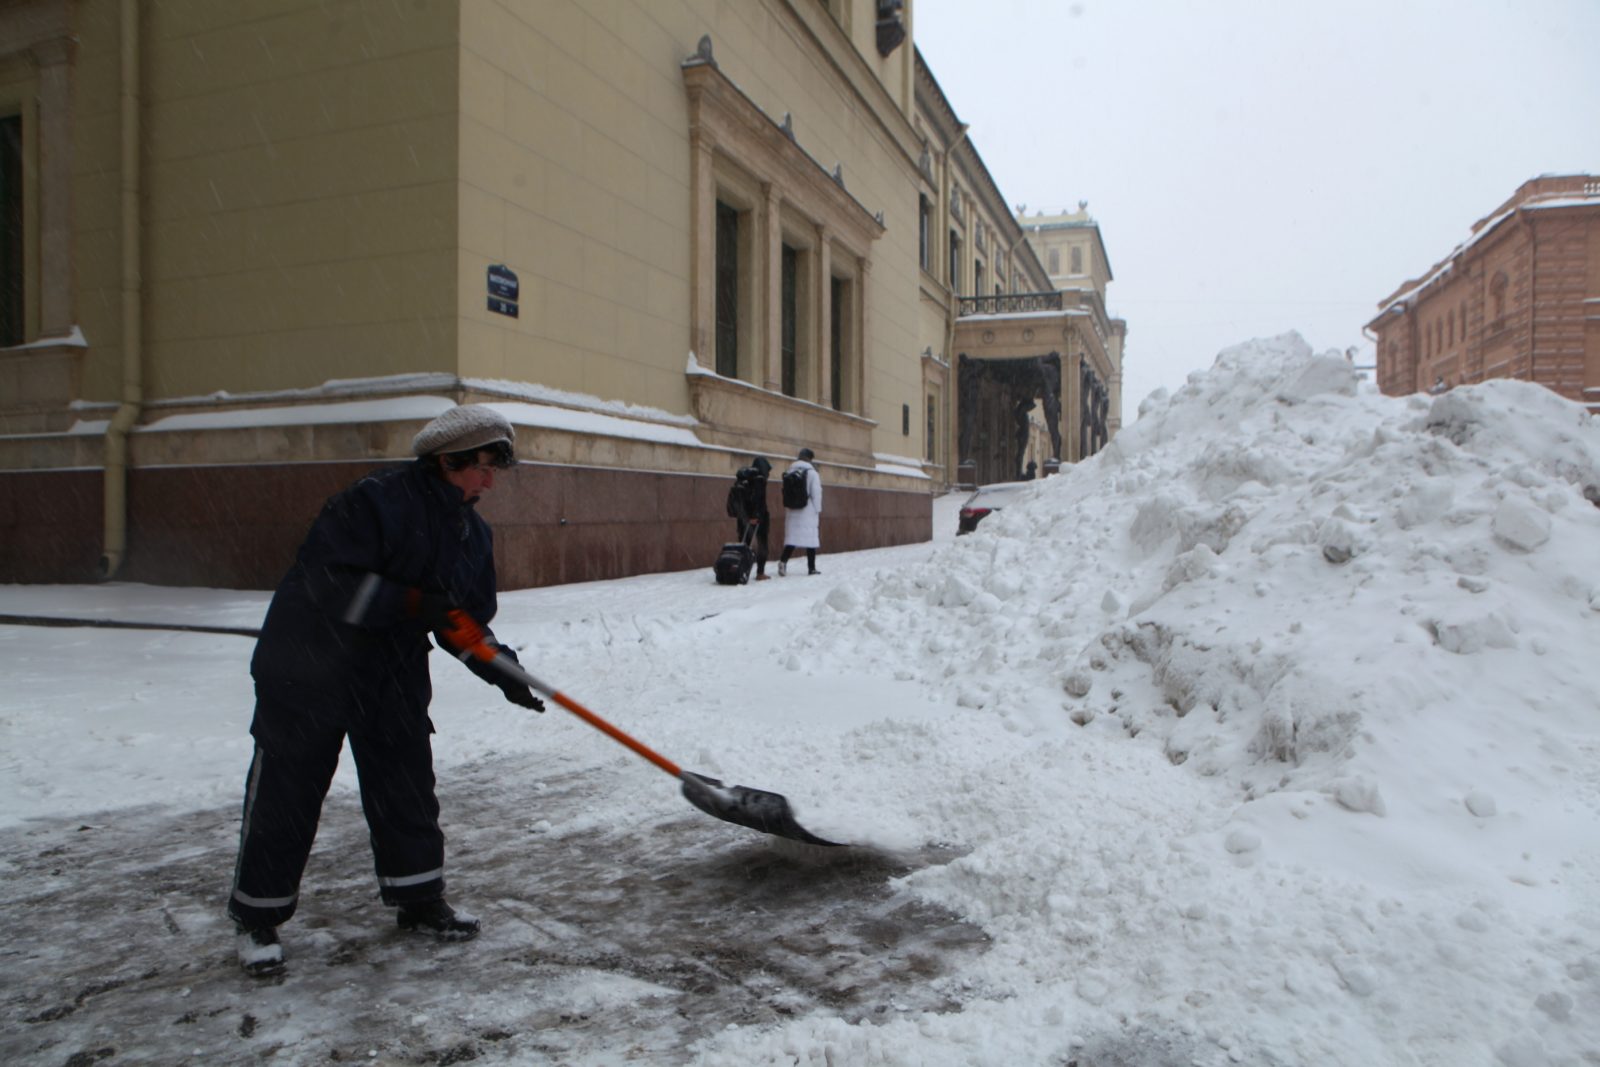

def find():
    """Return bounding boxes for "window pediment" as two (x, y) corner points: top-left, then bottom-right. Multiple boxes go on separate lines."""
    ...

(683, 60), (885, 251)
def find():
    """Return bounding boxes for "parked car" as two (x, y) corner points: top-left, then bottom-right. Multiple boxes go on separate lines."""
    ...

(956, 481), (1033, 535)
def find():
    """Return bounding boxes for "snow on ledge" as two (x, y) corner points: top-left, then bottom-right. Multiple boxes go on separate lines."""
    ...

(137, 395), (705, 450)
(873, 451), (931, 479)
(1, 325), (88, 351)
(958, 308), (1088, 323)
(139, 396), (452, 433)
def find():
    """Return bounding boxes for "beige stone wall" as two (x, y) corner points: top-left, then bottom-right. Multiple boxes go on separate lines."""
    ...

(455, 0), (924, 463)
(63, 0), (462, 407)
(1, 0), (959, 587)
(7, 0), (943, 472)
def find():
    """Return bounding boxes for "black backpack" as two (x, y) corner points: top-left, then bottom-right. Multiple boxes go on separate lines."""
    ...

(727, 466), (760, 518)
(782, 467), (810, 509)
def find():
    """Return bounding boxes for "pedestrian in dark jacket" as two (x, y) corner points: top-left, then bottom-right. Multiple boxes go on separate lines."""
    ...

(228, 404), (542, 977)
(732, 455), (772, 580)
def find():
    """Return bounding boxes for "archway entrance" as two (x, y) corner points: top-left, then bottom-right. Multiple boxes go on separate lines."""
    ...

(956, 353), (1062, 486)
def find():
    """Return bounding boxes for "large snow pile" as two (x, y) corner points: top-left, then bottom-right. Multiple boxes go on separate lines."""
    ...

(699, 333), (1600, 1065)
(6, 332), (1598, 1066)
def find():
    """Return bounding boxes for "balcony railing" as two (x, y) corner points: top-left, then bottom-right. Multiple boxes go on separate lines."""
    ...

(957, 291), (1064, 317)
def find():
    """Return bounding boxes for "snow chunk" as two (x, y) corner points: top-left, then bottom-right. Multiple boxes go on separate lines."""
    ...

(1430, 612), (1518, 655)
(939, 574), (977, 607)
(1464, 790), (1498, 817)
(1395, 479), (1454, 529)
(1491, 498), (1552, 552)
(1276, 353), (1360, 404)
(1223, 828), (1261, 854)
(824, 586), (863, 613)
(1317, 517), (1361, 564)
(1331, 777), (1387, 816)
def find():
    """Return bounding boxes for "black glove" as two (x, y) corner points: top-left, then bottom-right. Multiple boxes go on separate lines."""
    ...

(498, 681), (545, 712)
(405, 588), (456, 631)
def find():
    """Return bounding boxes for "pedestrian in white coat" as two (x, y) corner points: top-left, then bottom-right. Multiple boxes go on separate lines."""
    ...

(779, 448), (824, 576)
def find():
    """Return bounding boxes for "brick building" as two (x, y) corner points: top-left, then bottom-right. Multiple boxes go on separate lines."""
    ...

(1366, 175), (1600, 409)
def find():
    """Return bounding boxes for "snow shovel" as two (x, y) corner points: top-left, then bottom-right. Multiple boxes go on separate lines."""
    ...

(440, 610), (841, 847)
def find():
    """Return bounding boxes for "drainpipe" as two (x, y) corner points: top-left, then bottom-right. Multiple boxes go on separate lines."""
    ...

(100, 0), (141, 579)
(942, 123), (969, 486)
(1361, 324), (1379, 391)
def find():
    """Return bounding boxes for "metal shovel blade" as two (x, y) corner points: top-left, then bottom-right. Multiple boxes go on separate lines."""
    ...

(679, 771), (843, 847)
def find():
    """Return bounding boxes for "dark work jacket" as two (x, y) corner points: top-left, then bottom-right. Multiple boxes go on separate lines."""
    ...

(250, 460), (507, 738)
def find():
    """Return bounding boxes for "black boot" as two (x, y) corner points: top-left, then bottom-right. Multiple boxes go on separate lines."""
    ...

(396, 898), (480, 942)
(235, 923), (286, 977)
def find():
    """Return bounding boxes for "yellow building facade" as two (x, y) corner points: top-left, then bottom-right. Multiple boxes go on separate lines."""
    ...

(0, 0), (1122, 588)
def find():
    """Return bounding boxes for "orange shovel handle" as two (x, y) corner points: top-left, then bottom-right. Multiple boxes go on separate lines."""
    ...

(443, 609), (683, 779)
(544, 690), (683, 778)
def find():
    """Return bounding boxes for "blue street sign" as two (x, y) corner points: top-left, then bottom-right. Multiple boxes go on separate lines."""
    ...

(487, 264), (519, 301)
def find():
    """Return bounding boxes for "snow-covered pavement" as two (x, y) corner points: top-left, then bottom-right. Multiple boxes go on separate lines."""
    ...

(4, 333), (1599, 1065)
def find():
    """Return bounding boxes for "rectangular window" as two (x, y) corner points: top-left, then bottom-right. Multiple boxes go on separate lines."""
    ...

(902, 402), (910, 436)
(974, 259), (985, 297)
(1070, 245), (1083, 274)
(781, 244), (799, 396)
(688, 76), (877, 414)
(949, 231), (961, 293)
(1, 115), (23, 347)
(918, 194), (931, 271)
(1048, 247), (1060, 274)
(926, 395), (937, 462)
(715, 201), (740, 378)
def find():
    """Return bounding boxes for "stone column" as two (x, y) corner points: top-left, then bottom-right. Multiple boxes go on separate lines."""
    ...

(760, 182), (782, 390)
(814, 223), (832, 407)
(1064, 336), (1083, 463)
(687, 131), (716, 366)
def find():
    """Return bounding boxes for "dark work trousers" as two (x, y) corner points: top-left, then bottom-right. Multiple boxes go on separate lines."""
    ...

(228, 682), (445, 930)
(737, 517), (769, 571)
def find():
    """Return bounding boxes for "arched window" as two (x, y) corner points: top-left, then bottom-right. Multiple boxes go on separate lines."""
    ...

(1490, 272), (1508, 330)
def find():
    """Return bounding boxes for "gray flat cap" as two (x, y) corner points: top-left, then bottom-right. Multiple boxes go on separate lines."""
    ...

(412, 404), (516, 457)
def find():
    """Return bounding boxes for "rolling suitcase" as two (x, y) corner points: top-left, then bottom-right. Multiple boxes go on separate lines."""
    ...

(713, 521), (758, 585)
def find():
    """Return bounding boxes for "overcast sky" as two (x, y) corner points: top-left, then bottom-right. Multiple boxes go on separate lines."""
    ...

(913, 0), (1600, 415)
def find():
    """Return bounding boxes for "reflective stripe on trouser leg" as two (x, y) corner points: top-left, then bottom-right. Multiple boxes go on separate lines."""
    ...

(378, 867), (444, 889)
(229, 746), (297, 915)
(227, 715), (343, 929)
(348, 719), (446, 905)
